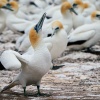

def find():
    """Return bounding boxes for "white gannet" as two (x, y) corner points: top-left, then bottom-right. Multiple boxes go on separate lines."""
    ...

(44, 21), (68, 60)
(0, 0), (13, 34)
(45, 1), (78, 36)
(82, 0), (96, 17)
(6, 1), (32, 34)
(1, 13), (52, 96)
(72, 0), (85, 29)
(68, 11), (100, 51)
(95, 0), (100, 11)
(15, 1), (77, 52)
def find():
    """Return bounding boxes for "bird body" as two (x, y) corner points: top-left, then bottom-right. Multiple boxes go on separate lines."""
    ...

(44, 21), (68, 59)
(68, 11), (100, 50)
(1, 13), (52, 96)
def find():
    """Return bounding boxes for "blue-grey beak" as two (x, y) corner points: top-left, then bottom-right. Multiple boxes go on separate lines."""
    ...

(34, 13), (46, 33)
(70, 8), (78, 15)
(2, 4), (13, 11)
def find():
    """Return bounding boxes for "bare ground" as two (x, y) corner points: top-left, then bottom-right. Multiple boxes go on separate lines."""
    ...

(0, 31), (100, 100)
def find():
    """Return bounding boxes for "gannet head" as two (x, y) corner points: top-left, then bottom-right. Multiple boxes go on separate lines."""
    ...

(61, 1), (78, 15)
(91, 11), (100, 21)
(83, 3), (89, 9)
(52, 21), (63, 36)
(73, 0), (83, 9)
(0, 0), (13, 11)
(5, 1), (19, 12)
(29, 13), (46, 47)
(73, 0), (89, 13)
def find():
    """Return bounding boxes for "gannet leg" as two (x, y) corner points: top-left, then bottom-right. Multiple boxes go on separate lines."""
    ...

(23, 87), (27, 96)
(37, 85), (41, 96)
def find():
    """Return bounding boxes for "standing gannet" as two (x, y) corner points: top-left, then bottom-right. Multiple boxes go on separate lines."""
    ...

(43, 21), (68, 69)
(72, 0), (85, 29)
(0, 0), (13, 34)
(1, 13), (52, 96)
(6, 1), (32, 34)
(68, 11), (100, 52)
(82, 0), (96, 17)
(44, 21), (68, 60)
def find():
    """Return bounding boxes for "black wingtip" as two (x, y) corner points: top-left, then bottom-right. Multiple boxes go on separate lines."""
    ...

(52, 65), (65, 70)
(0, 62), (6, 70)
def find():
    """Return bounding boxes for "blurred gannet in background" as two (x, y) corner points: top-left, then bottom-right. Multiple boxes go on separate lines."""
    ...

(15, 1), (77, 52)
(82, 0), (96, 17)
(72, 0), (85, 29)
(1, 13), (52, 96)
(0, 0), (13, 34)
(6, 1), (32, 34)
(68, 11), (100, 53)
(44, 1), (78, 36)
(95, 0), (100, 11)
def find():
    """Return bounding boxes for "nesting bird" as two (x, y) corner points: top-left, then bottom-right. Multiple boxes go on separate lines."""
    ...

(68, 11), (100, 52)
(0, 0), (13, 34)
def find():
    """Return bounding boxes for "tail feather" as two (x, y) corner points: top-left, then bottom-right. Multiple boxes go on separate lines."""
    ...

(52, 65), (65, 70)
(1, 82), (17, 93)
(0, 62), (5, 70)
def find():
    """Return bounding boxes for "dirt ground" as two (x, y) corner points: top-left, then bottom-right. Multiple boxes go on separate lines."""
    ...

(0, 30), (100, 100)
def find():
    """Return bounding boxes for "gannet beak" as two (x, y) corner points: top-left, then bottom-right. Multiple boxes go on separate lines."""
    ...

(34, 13), (46, 33)
(2, 5), (13, 11)
(70, 8), (78, 15)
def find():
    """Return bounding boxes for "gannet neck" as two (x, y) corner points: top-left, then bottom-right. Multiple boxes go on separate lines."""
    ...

(0, 9), (6, 18)
(29, 29), (43, 49)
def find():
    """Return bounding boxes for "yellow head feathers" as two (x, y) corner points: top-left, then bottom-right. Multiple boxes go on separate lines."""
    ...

(74, 0), (83, 5)
(91, 11), (100, 20)
(9, 1), (18, 11)
(29, 29), (40, 48)
(0, 0), (8, 8)
(83, 3), (89, 9)
(52, 21), (63, 29)
(61, 2), (72, 14)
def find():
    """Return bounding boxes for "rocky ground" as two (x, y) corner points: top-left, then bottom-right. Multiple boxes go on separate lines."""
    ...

(0, 30), (100, 100)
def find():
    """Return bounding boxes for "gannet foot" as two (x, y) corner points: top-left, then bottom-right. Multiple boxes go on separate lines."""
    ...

(84, 48), (100, 55)
(52, 65), (65, 70)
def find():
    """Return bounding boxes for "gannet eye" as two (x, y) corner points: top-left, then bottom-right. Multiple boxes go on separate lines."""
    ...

(6, 3), (11, 7)
(55, 27), (59, 30)
(73, 3), (77, 7)
(96, 14), (100, 18)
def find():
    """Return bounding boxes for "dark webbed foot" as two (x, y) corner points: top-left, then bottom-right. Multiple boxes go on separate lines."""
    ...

(83, 48), (100, 55)
(52, 65), (65, 70)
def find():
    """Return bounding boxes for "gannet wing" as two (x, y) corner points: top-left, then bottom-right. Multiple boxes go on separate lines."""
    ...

(0, 50), (21, 70)
(68, 30), (96, 43)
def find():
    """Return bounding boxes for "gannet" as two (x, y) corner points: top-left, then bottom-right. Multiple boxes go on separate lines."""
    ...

(15, 1), (77, 52)
(44, 21), (68, 60)
(45, 1), (78, 36)
(82, 0), (96, 17)
(0, 0), (13, 34)
(6, 1), (32, 34)
(68, 11), (100, 51)
(95, 0), (100, 11)
(72, 0), (85, 29)
(1, 13), (52, 96)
